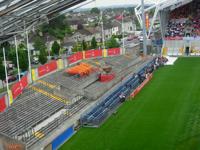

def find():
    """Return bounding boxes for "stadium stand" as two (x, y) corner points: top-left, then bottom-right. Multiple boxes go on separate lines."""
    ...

(165, 0), (200, 38)
(80, 57), (167, 127)
(162, 0), (200, 56)
(0, 48), (151, 149)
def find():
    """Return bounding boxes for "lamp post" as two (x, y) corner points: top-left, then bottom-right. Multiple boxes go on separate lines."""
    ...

(141, 0), (147, 55)
(26, 30), (32, 83)
(14, 35), (21, 81)
(3, 47), (9, 102)
(122, 11), (125, 54)
(101, 11), (105, 49)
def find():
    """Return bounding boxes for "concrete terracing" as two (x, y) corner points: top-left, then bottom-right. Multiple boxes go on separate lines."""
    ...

(0, 53), (153, 149)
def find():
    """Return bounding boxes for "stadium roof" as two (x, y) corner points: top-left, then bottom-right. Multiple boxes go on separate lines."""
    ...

(0, 0), (86, 42)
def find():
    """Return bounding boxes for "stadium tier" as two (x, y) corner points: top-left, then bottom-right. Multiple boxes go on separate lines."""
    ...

(161, 0), (200, 56)
(0, 47), (161, 149)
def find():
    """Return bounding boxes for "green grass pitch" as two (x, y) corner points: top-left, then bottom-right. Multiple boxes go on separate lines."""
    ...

(60, 58), (200, 150)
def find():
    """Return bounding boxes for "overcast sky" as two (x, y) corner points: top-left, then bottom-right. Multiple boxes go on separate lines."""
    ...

(80, 0), (160, 8)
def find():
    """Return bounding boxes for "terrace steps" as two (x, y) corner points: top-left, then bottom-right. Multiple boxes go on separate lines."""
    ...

(36, 80), (57, 89)
(30, 86), (69, 104)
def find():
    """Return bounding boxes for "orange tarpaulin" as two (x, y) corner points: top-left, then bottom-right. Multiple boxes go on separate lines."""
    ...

(66, 63), (93, 76)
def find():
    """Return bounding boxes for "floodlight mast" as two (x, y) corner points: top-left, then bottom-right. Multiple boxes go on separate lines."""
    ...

(141, 0), (147, 56)
(14, 35), (21, 81)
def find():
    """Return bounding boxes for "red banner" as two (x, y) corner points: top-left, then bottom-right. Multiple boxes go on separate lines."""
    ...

(0, 95), (6, 112)
(107, 48), (121, 56)
(21, 75), (28, 89)
(38, 61), (58, 77)
(130, 74), (153, 98)
(38, 65), (47, 77)
(67, 52), (83, 64)
(85, 49), (103, 59)
(11, 75), (28, 99)
(99, 73), (115, 82)
(145, 13), (150, 30)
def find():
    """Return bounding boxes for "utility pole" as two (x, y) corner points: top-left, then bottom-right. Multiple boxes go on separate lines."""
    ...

(14, 35), (21, 81)
(3, 47), (9, 103)
(26, 30), (32, 83)
(141, 0), (147, 55)
(122, 11), (125, 54)
(101, 11), (105, 49)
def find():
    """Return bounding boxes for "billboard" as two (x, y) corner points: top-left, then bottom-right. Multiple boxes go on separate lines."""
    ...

(67, 52), (83, 64)
(11, 75), (28, 99)
(107, 48), (121, 56)
(85, 49), (103, 59)
(0, 95), (6, 112)
(38, 61), (58, 77)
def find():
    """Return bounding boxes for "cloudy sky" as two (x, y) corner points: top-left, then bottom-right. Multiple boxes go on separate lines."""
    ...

(80, 0), (162, 8)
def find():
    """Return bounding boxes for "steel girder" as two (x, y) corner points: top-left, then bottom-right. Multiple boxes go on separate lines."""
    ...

(135, 0), (193, 38)
(0, 0), (86, 41)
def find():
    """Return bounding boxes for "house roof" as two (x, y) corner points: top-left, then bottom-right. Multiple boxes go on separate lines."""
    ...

(104, 23), (113, 30)
(85, 27), (101, 34)
(68, 18), (86, 25)
(75, 29), (93, 36)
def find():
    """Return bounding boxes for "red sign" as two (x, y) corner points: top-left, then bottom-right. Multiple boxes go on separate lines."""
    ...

(38, 61), (58, 77)
(11, 75), (28, 99)
(67, 52), (83, 64)
(85, 49), (102, 59)
(21, 75), (28, 89)
(145, 13), (150, 30)
(107, 48), (121, 56)
(99, 73), (115, 82)
(38, 65), (47, 77)
(0, 95), (6, 112)
(130, 74), (153, 98)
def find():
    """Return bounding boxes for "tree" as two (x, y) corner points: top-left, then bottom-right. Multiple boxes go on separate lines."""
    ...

(82, 40), (87, 51)
(90, 7), (100, 14)
(91, 37), (97, 49)
(106, 37), (120, 48)
(18, 50), (28, 72)
(0, 59), (5, 88)
(41, 14), (72, 40)
(51, 41), (60, 56)
(34, 36), (47, 64)
(39, 49), (47, 65)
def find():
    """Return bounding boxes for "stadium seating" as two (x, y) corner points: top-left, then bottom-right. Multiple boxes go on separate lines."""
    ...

(165, 0), (200, 38)
(81, 59), (156, 127)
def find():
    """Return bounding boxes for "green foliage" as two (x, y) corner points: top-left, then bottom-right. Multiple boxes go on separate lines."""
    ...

(91, 37), (97, 49)
(0, 41), (12, 58)
(18, 50), (28, 72)
(8, 47), (16, 65)
(51, 41), (60, 56)
(72, 43), (82, 52)
(90, 7), (100, 14)
(106, 37), (120, 48)
(34, 36), (47, 64)
(112, 34), (122, 39)
(82, 40), (87, 51)
(41, 14), (72, 40)
(39, 50), (47, 65)
(0, 58), (5, 82)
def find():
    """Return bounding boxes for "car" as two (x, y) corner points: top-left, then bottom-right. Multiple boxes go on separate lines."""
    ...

(16, 71), (28, 80)
(6, 75), (17, 83)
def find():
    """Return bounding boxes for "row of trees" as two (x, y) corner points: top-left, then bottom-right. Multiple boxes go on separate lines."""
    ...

(0, 42), (29, 85)
(74, 36), (120, 52)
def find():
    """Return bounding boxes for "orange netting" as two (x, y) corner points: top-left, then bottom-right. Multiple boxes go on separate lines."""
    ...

(66, 63), (93, 76)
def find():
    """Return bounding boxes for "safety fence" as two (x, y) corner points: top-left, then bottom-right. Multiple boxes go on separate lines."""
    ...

(0, 48), (122, 112)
